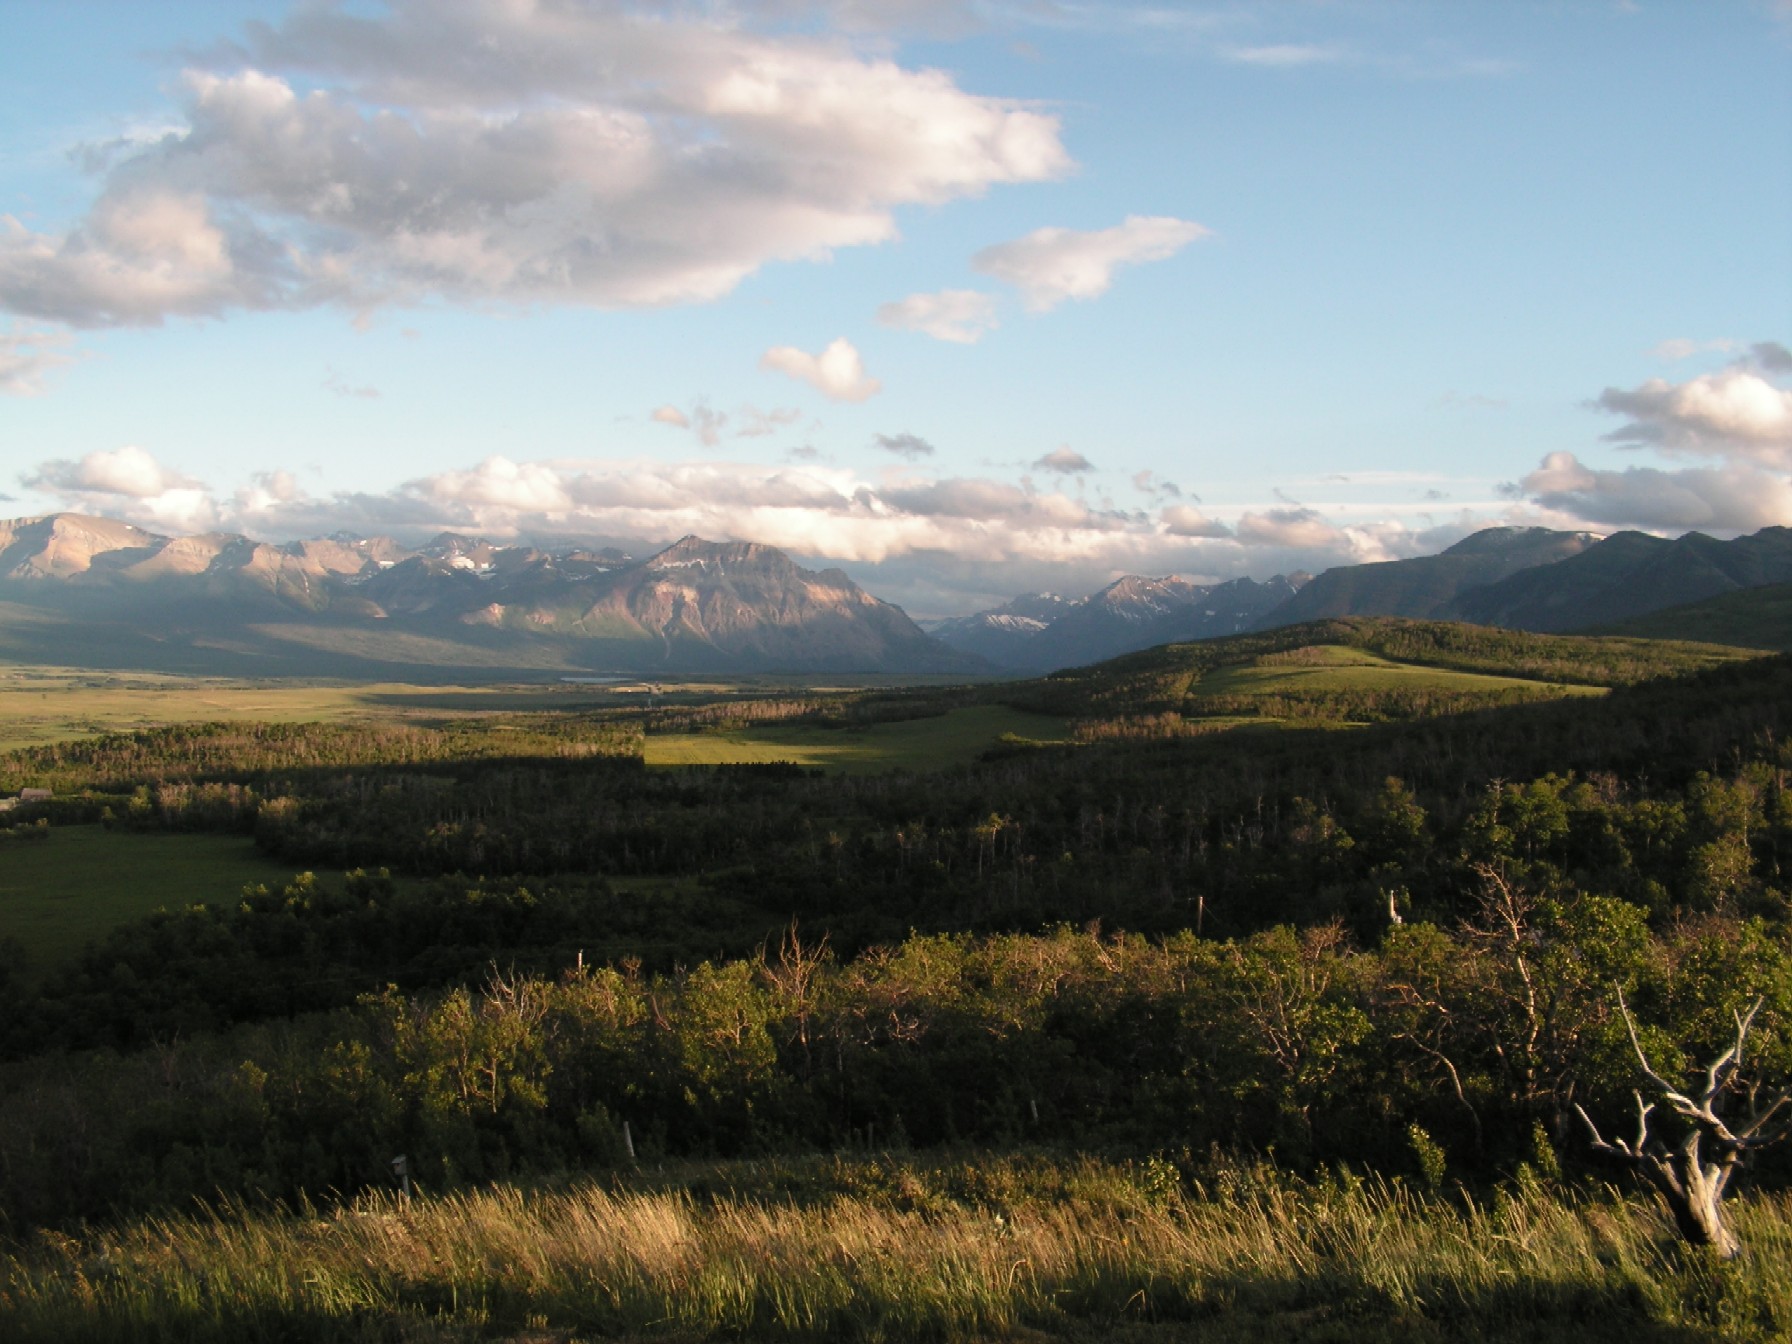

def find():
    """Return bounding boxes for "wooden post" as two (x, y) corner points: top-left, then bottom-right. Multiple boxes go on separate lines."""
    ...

(390, 1154), (411, 1203)
(622, 1120), (636, 1161)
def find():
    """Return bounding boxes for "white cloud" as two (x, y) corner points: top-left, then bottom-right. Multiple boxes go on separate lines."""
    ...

(651, 405), (692, 430)
(1597, 363), (1792, 465)
(877, 288), (1000, 343)
(27, 444), (193, 500)
(1515, 450), (1792, 532)
(0, 324), (77, 396)
(1233, 506), (1346, 550)
(973, 215), (1210, 311)
(22, 445), (220, 533)
(234, 469), (306, 516)
(1161, 504), (1231, 538)
(1034, 446), (1093, 473)
(0, 1), (1071, 327)
(762, 337), (882, 401)
(417, 456), (575, 514)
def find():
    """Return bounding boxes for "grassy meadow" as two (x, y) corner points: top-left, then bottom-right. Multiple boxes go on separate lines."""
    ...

(1187, 643), (1609, 704)
(6, 1155), (1790, 1343)
(0, 667), (627, 752)
(0, 825), (302, 975)
(645, 704), (1071, 772)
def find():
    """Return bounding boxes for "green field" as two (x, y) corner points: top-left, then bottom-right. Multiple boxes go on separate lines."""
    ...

(0, 666), (652, 751)
(0, 664), (995, 752)
(1189, 643), (1610, 700)
(0, 825), (301, 975)
(646, 704), (1071, 772)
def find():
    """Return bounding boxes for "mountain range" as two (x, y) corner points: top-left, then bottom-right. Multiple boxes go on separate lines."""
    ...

(3, 513), (1791, 678)
(923, 573), (1306, 671)
(928, 524), (1792, 668)
(0, 515), (975, 677)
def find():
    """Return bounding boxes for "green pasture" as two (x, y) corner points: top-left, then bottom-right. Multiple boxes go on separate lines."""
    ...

(0, 825), (301, 975)
(0, 665), (990, 752)
(1189, 644), (1609, 701)
(645, 704), (1071, 773)
(0, 667), (631, 751)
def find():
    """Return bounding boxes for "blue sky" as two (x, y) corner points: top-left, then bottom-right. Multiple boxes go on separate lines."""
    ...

(2, 0), (1789, 616)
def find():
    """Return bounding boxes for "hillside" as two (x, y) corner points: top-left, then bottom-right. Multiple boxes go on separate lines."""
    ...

(1587, 581), (1792, 650)
(1254, 526), (1598, 626)
(1454, 527), (1792, 631)
(999, 616), (1759, 723)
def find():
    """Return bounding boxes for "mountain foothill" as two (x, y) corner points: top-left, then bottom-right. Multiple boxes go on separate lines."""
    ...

(1, 512), (1790, 677)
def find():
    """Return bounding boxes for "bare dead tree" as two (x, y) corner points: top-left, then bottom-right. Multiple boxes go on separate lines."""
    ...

(1574, 994), (1791, 1258)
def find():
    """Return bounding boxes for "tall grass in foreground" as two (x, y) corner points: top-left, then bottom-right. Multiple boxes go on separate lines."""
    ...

(5, 1156), (1792, 1342)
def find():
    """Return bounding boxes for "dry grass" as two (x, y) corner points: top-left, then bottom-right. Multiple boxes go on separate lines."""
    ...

(5, 1157), (1792, 1342)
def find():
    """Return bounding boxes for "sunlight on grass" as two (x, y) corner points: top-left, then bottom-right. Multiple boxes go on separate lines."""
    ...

(7, 1157), (1790, 1343)
(645, 704), (1072, 773)
(1192, 644), (1608, 700)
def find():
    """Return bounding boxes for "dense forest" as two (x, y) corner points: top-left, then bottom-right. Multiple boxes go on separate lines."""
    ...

(2, 620), (1791, 1337)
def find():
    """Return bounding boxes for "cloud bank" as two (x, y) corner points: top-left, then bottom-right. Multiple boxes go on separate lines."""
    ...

(0, 0), (1071, 327)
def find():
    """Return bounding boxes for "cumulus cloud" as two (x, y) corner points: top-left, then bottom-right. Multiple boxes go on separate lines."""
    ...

(22, 445), (220, 533)
(0, 0), (1071, 327)
(651, 405), (691, 430)
(27, 444), (196, 500)
(877, 288), (1000, 343)
(1597, 361), (1792, 465)
(875, 432), (935, 459)
(1161, 504), (1231, 538)
(1034, 446), (1093, 473)
(0, 325), (76, 395)
(762, 337), (881, 401)
(1514, 450), (1792, 532)
(416, 456), (577, 514)
(973, 215), (1210, 312)
(1234, 506), (1344, 549)
(235, 468), (306, 515)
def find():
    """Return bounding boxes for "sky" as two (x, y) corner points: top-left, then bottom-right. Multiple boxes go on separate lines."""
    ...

(1, 0), (1789, 618)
